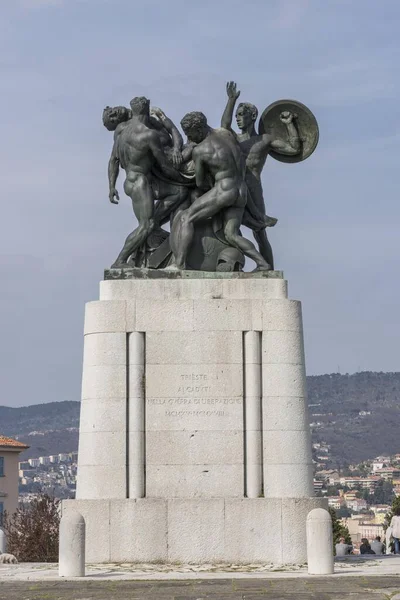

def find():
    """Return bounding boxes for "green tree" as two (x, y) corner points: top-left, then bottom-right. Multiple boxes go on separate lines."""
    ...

(328, 507), (352, 554)
(336, 507), (352, 519)
(362, 488), (372, 502)
(372, 479), (394, 505)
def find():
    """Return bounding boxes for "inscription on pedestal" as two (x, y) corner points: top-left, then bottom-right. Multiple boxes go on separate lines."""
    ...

(145, 365), (243, 431)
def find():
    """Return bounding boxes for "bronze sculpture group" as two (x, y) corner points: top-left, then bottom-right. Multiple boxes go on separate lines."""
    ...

(103, 82), (319, 272)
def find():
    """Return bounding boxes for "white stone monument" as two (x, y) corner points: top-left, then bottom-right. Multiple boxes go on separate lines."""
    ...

(62, 269), (326, 564)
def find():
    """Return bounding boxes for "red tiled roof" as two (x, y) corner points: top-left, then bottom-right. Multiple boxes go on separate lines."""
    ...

(0, 435), (29, 450)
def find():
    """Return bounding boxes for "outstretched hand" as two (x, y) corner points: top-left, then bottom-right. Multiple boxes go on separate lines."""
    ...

(226, 81), (240, 100)
(109, 188), (119, 204)
(280, 111), (297, 124)
(171, 148), (183, 168)
(150, 106), (166, 121)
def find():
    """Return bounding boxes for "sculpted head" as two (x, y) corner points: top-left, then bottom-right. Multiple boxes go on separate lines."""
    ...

(180, 111), (208, 143)
(102, 106), (131, 131)
(130, 96), (150, 116)
(235, 102), (258, 130)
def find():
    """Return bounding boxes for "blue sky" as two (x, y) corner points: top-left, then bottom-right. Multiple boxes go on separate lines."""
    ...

(1, 0), (399, 406)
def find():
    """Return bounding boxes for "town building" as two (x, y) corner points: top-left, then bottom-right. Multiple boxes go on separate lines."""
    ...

(339, 476), (379, 490)
(313, 478), (324, 493)
(377, 468), (400, 481)
(343, 491), (358, 502)
(58, 453), (70, 463)
(314, 469), (340, 485)
(346, 498), (368, 512)
(0, 435), (29, 522)
(327, 496), (345, 510)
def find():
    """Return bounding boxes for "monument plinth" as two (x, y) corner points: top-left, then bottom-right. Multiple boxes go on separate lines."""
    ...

(63, 271), (325, 564)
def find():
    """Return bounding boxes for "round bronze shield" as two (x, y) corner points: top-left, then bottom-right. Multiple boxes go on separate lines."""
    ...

(258, 99), (319, 163)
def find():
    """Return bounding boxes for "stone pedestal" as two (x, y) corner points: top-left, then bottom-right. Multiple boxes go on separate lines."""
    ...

(63, 270), (326, 564)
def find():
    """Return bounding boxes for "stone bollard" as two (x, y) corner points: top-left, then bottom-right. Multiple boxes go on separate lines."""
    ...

(59, 511), (85, 577)
(0, 528), (6, 554)
(306, 508), (334, 575)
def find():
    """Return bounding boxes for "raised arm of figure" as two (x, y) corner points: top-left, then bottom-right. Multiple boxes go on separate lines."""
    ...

(221, 81), (240, 131)
(270, 111), (301, 155)
(151, 107), (183, 166)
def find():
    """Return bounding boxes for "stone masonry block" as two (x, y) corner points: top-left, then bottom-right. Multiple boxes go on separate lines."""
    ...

(224, 499), (282, 563)
(125, 300), (136, 331)
(146, 331), (242, 364)
(78, 431), (126, 467)
(222, 278), (288, 300)
(264, 464), (314, 498)
(263, 396), (309, 431)
(100, 279), (165, 301)
(146, 430), (243, 465)
(262, 329), (305, 365)
(76, 465), (126, 500)
(110, 499), (167, 562)
(81, 364), (126, 399)
(146, 464), (243, 498)
(84, 301), (126, 334)
(263, 429), (312, 465)
(164, 279), (223, 300)
(83, 332), (126, 366)
(79, 397), (126, 434)
(135, 299), (194, 331)
(262, 299), (303, 331)
(262, 363), (307, 397)
(167, 499), (225, 562)
(193, 299), (261, 331)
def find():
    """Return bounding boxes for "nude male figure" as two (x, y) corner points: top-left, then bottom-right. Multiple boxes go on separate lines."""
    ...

(170, 111), (271, 271)
(106, 97), (184, 267)
(221, 82), (301, 269)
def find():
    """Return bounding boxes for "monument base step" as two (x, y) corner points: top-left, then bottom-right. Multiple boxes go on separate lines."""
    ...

(62, 497), (327, 565)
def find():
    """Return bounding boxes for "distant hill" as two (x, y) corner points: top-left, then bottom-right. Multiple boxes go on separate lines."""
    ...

(0, 401), (79, 460)
(307, 371), (400, 466)
(1, 372), (399, 465)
